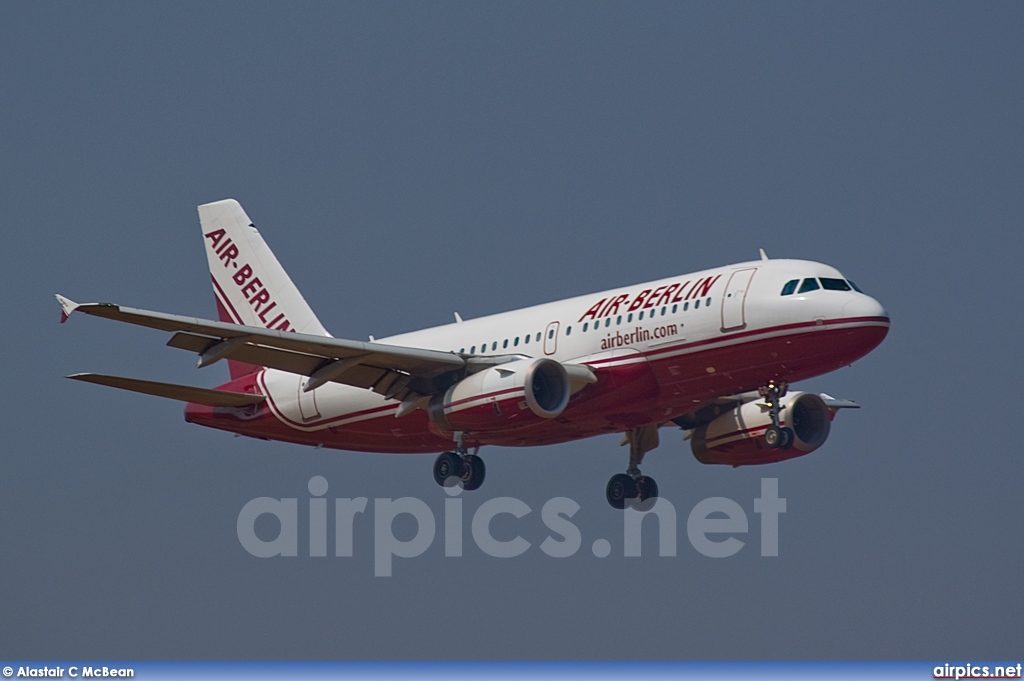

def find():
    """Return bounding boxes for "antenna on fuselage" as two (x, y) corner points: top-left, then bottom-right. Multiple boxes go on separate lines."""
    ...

(759, 248), (769, 261)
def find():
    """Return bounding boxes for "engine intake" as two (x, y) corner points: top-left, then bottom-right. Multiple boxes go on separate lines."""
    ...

(429, 358), (571, 434)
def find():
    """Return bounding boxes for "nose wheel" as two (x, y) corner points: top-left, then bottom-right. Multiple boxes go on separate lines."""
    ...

(606, 425), (660, 510)
(760, 380), (794, 450)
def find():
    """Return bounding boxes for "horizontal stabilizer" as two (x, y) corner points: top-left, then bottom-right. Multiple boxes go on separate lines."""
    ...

(67, 373), (266, 407)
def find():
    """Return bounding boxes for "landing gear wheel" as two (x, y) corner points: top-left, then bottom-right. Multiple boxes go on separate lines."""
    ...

(778, 427), (795, 450)
(460, 454), (486, 491)
(633, 475), (659, 511)
(759, 380), (789, 450)
(636, 475), (659, 502)
(433, 451), (463, 486)
(606, 473), (637, 510)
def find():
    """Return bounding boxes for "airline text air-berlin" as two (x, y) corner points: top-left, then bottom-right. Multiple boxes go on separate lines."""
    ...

(204, 228), (293, 331)
(577, 275), (721, 322)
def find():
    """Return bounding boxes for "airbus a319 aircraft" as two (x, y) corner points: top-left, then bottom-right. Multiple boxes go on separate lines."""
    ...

(58, 200), (889, 508)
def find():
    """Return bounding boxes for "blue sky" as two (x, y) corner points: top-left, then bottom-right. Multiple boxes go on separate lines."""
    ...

(2, 1), (1022, 659)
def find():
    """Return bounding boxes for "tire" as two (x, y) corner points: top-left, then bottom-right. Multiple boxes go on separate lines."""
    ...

(433, 451), (463, 486)
(764, 425), (782, 449)
(632, 476), (659, 511)
(606, 473), (637, 510)
(779, 427), (795, 450)
(636, 475), (659, 501)
(461, 455), (486, 491)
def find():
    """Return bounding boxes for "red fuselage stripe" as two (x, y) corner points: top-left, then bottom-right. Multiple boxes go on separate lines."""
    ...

(586, 315), (890, 366)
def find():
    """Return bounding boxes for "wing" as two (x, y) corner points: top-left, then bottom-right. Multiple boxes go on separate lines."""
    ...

(57, 295), (468, 403)
(57, 295), (586, 409)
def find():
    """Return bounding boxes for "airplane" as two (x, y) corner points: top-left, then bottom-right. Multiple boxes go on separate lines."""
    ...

(57, 199), (889, 509)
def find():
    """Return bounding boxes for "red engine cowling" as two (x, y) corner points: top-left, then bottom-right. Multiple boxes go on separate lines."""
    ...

(428, 358), (571, 434)
(691, 392), (833, 466)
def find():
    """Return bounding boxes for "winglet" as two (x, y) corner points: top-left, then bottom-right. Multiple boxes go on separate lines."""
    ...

(820, 393), (860, 410)
(55, 294), (79, 323)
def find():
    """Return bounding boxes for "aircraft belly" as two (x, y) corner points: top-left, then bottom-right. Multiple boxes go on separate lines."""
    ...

(231, 319), (887, 453)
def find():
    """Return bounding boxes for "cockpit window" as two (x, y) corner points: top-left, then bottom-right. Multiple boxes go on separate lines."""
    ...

(780, 279), (799, 296)
(820, 277), (852, 291)
(847, 280), (863, 293)
(797, 278), (820, 293)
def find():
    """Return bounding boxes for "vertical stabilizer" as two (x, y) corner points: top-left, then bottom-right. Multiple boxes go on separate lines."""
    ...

(198, 199), (331, 378)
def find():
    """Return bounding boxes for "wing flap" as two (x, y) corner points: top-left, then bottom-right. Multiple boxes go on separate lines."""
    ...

(67, 373), (266, 407)
(167, 331), (326, 376)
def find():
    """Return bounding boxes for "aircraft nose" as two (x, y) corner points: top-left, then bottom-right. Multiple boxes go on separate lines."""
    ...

(843, 294), (889, 321)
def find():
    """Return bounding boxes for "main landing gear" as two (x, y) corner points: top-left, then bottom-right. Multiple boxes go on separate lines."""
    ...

(760, 380), (795, 450)
(432, 433), (486, 491)
(605, 424), (660, 510)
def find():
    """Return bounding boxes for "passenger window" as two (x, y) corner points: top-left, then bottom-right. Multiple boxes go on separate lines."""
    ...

(661, 307), (666, 316)
(820, 277), (851, 291)
(548, 329), (554, 339)
(639, 311), (644, 320)
(470, 346), (475, 354)
(459, 348), (464, 353)
(672, 304), (678, 313)
(503, 339), (508, 348)
(706, 298), (711, 306)
(627, 313), (633, 323)
(683, 302), (689, 311)
(491, 341), (497, 351)
(616, 315), (622, 325)
(583, 322), (588, 332)
(798, 278), (820, 293)
(695, 300), (700, 309)
(514, 337), (519, 346)
(566, 326), (572, 336)
(780, 279), (799, 296)
(525, 333), (530, 344)
(605, 318), (611, 327)
(536, 332), (541, 342)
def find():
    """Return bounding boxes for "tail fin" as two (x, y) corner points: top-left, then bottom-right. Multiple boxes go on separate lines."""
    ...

(198, 199), (331, 379)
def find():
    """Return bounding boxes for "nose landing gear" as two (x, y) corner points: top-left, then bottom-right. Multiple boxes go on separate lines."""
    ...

(760, 380), (794, 450)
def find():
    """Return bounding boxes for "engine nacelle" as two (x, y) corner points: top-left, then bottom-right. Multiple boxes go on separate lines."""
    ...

(428, 358), (571, 434)
(691, 392), (833, 466)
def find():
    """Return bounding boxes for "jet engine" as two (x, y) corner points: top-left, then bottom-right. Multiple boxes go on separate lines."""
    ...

(428, 358), (571, 433)
(691, 392), (833, 466)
